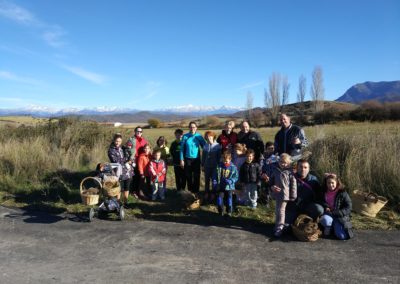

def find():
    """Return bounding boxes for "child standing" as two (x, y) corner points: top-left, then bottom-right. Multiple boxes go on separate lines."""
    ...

(318, 173), (354, 240)
(213, 151), (239, 216)
(148, 150), (167, 201)
(136, 144), (152, 199)
(239, 149), (262, 209)
(232, 143), (247, 205)
(170, 129), (186, 191)
(153, 136), (170, 191)
(268, 154), (297, 237)
(202, 131), (221, 202)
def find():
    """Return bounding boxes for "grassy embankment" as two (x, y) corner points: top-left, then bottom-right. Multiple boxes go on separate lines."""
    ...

(0, 117), (399, 229)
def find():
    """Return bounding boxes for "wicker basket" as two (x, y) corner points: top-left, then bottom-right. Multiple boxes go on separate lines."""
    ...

(80, 177), (101, 205)
(352, 190), (388, 218)
(291, 214), (321, 242)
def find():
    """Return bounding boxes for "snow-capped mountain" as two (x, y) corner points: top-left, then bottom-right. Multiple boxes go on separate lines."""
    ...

(0, 104), (244, 117)
(156, 105), (244, 115)
(0, 105), (139, 117)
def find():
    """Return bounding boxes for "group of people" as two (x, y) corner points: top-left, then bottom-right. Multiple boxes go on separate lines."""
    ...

(106, 113), (354, 240)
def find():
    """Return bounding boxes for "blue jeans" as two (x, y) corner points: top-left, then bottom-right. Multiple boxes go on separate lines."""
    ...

(320, 214), (349, 240)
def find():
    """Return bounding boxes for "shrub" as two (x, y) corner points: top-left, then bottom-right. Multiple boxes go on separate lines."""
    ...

(148, 118), (161, 128)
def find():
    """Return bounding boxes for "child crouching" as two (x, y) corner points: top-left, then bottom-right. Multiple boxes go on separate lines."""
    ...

(318, 173), (354, 240)
(213, 151), (239, 216)
(148, 150), (167, 201)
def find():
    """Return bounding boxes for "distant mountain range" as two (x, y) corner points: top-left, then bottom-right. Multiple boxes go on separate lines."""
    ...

(0, 104), (244, 122)
(336, 80), (400, 104)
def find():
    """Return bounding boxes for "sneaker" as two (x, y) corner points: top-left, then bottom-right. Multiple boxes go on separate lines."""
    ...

(324, 226), (331, 236)
(274, 227), (283, 238)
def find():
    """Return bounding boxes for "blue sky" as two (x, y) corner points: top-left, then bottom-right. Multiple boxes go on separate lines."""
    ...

(0, 0), (399, 110)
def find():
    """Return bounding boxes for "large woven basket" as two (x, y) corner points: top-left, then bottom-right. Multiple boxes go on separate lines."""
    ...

(291, 214), (321, 242)
(80, 177), (101, 206)
(352, 190), (388, 218)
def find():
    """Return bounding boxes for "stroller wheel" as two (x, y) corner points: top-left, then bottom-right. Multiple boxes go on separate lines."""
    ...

(119, 206), (125, 221)
(88, 208), (95, 222)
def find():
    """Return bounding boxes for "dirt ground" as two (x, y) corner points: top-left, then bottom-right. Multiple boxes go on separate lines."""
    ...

(0, 206), (399, 284)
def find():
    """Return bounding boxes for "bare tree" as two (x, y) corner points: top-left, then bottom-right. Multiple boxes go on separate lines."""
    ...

(311, 66), (325, 112)
(297, 74), (306, 103)
(264, 72), (281, 126)
(246, 91), (254, 123)
(281, 75), (290, 111)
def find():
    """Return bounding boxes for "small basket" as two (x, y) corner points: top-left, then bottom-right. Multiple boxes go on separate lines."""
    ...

(80, 177), (101, 206)
(352, 190), (388, 218)
(291, 214), (321, 242)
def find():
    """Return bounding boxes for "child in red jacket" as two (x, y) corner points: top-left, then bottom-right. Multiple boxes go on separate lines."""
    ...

(148, 149), (167, 201)
(136, 144), (152, 199)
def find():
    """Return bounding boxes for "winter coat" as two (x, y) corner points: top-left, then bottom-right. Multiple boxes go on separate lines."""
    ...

(237, 130), (264, 161)
(239, 162), (262, 184)
(126, 135), (148, 160)
(274, 124), (308, 156)
(170, 140), (182, 166)
(180, 132), (206, 160)
(318, 189), (354, 239)
(107, 143), (133, 180)
(268, 162), (297, 201)
(137, 153), (152, 176)
(148, 159), (166, 183)
(294, 174), (321, 209)
(217, 130), (238, 152)
(212, 162), (239, 192)
(202, 142), (221, 168)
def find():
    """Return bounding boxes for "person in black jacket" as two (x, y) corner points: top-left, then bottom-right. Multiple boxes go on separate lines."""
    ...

(108, 133), (134, 204)
(274, 113), (308, 158)
(318, 173), (354, 240)
(237, 121), (264, 162)
(239, 149), (262, 209)
(169, 129), (186, 191)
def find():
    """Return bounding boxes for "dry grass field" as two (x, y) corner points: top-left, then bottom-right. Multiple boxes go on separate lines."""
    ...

(0, 118), (399, 230)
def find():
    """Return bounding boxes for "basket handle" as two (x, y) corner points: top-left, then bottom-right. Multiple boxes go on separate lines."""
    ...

(80, 177), (102, 195)
(365, 193), (379, 203)
(294, 214), (313, 227)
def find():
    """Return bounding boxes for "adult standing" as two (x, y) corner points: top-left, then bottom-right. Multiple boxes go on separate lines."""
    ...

(108, 133), (133, 205)
(274, 113), (308, 157)
(126, 126), (148, 199)
(217, 120), (237, 154)
(237, 121), (264, 162)
(180, 121), (206, 194)
(285, 159), (324, 224)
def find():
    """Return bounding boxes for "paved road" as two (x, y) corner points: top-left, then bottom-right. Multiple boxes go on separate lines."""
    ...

(0, 206), (399, 284)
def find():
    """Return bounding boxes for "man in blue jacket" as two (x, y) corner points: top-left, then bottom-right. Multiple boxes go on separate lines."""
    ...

(180, 121), (206, 193)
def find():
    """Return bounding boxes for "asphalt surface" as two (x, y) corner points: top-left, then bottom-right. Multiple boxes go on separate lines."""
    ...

(0, 206), (399, 284)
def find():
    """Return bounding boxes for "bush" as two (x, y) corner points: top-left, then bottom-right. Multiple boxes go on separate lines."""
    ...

(148, 118), (161, 128)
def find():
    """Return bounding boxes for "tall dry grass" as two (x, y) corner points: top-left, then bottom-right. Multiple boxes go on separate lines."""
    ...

(309, 128), (400, 204)
(0, 119), (399, 205)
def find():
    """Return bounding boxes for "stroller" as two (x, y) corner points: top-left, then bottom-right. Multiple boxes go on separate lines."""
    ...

(80, 163), (125, 222)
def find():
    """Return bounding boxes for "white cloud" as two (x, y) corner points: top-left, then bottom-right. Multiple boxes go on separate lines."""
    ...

(0, 0), (38, 25)
(42, 26), (67, 48)
(0, 70), (42, 85)
(0, 1), (67, 49)
(239, 80), (264, 90)
(62, 65), (107, 85)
